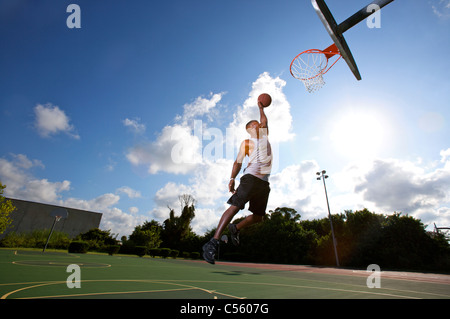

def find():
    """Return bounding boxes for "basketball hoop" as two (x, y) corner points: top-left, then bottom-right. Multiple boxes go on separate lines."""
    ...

(290, 43), (341, 93)
(43, 208), (68, 252)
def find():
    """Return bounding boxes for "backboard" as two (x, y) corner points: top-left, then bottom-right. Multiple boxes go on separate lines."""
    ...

(312, 0), (361, 80)
(311, 0), (394, 81)
(50, 207), (69, 220)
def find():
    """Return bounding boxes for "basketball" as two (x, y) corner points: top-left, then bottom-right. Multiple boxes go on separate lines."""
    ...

(258, 93), (272, 107)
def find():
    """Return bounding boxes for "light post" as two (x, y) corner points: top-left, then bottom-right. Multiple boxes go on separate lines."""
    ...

(316, 170), (340, 267)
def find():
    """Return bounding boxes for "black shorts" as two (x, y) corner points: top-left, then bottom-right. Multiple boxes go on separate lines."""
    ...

(227, 174), (270, 216)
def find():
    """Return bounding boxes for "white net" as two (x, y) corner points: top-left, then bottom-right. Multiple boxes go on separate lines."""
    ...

(290, 50), (328, 93)
(302, 73), (325, 93)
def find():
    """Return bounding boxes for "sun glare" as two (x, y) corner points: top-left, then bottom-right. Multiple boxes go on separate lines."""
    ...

(329, 110), (386, 159)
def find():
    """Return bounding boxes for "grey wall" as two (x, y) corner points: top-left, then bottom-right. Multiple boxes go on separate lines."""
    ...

(1, 198), (102, 239)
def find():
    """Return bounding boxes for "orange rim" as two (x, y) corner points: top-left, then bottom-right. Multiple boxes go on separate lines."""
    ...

(290, 44), (341, 81)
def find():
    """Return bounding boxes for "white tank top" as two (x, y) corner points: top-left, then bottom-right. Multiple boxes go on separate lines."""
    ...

(243, 135), (272, 182)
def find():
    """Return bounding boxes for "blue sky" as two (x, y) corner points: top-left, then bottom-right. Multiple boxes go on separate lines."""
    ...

(1, 0), (449, 237)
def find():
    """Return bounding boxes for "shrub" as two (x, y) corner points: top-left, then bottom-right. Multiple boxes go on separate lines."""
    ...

(74, 228), (119, 253)
(169, 249), (179, 259)
(68, 241), (89, 254)
(0, 230), (71, 249)
(135, 246), (147, 257)
(118, 241), (136, 255)
(159, 248), (171, 258)
(182, 252), (190, 259)
(107, 245), (120, 256)
(0, 231), (26, 247)
(148, 248), (161, 257)
(190, 252), (200, 259)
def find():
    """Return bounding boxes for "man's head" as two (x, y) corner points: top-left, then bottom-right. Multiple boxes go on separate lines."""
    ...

(245, 120), (259, 137)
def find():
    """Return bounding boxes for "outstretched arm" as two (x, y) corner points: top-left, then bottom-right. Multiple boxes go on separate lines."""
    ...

(228, 140), (248, 193)
(258, 101), (269, 135)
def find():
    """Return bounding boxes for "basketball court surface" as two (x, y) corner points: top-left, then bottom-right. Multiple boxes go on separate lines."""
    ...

(1, 249), (449, 300)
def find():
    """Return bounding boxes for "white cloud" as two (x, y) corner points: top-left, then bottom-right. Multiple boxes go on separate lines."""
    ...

(63, 195), (147, 237)
(179, 92), (224, 125)
(145, 72), (296, 234)
(123, 118), (146, 134)
(0, 153), (146, 237)
(62, 193), (119, 212)
(116, 186), (142, 198)
(10, 154), (44, 170)
(431, 0), (450, 19)
(268, 161), (324, 219)
(152, 182), (194, 220)
(441, 148), (450, 166)
(262, 151), (450, 231)
(126, 92), (225, 175)
(61, 193), (147, 236)
(0, 154), (70, 203)
(154, 182), (193, 209)
(99, 207), (146, 237)
(126, 124), (203, 175)
(321, 151), (450, 229)
(151, 159), (230, 209)
(354, 158), (450, 213)
(24, 179), (71, 203)
(149, 159), (232, 233)
(129, 206), (139, 214)
(228, 72), (294, 145)
(34, 103), (80, 139)
(125, 72), (295, 179)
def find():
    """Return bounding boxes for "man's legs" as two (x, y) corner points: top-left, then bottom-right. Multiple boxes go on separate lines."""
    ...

(236, 214), (263, 231)
(203, 206), (265, 264)
(203, 205), (240, 264)
(213, 206), (263, 240)
(228, 213), (263, 246)
(213, 205), (240, 240)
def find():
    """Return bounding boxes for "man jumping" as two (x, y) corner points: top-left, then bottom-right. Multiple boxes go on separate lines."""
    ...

(202, 100), (272, 264)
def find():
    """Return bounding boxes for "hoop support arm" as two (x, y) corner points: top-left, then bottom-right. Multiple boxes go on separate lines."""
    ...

(322, 43), (340, 60)
(337, 0), (395, 34)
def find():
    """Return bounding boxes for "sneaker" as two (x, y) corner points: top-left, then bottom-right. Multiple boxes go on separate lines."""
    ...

(228, 224), (240, 246)
(202, 238), (218, 264)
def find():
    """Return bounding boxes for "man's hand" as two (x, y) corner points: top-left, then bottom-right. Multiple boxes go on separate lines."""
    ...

(228, 178), (236, 194)
(258, 102), (268, 134)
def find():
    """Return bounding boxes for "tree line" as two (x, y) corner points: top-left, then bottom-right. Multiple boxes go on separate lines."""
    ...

(224, 207), (450, 272)
(121, 195), (449, 272)
(1, 186), (449, 272)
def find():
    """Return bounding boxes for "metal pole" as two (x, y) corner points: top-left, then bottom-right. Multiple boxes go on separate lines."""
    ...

(317, 171), (340, 267)
(337, 0), (395, 34)
(43, 217), (58, 252)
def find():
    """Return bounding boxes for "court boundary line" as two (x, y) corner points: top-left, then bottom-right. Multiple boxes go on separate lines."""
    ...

(2, 278), (431, 300)
(1, 279), (245, 300)
(12, 260), (111, 268)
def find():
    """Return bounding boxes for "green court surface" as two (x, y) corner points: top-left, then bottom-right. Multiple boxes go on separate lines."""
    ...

(1, 249), (449, 300)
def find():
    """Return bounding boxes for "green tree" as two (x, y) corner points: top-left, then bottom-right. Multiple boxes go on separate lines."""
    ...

(74, 228), (119, 251)
(304, 209), (450, 270)
(0, 182), (15, 235)
(128, 220), (162, 250)
(213, 206), (450, 270)
(224, 207), (317, 264)
(375, 212), (444, 269)
(161, 195), (196, 250)
(340, 209), (385, 266)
